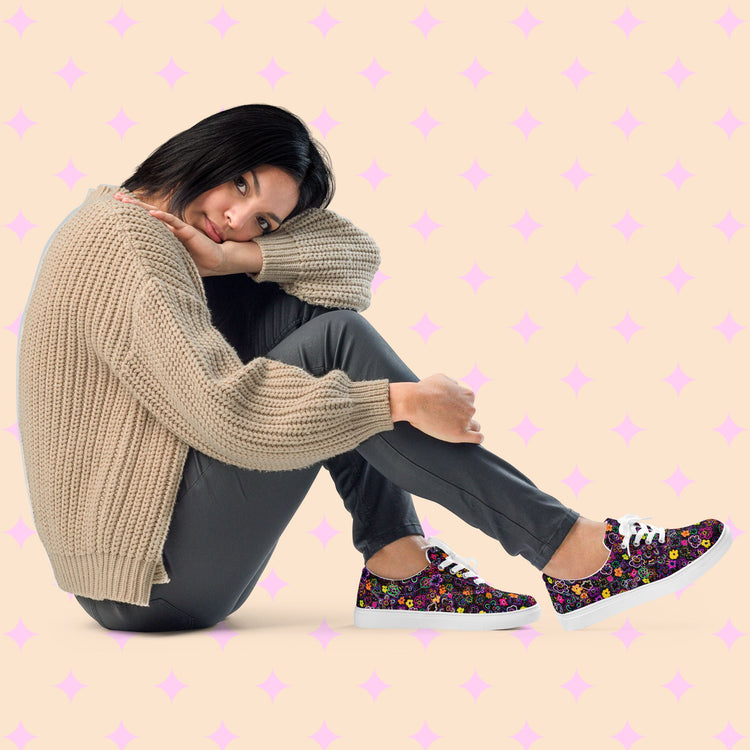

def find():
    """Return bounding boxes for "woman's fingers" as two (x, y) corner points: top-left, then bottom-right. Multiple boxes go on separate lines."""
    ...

(149, 209), (189, 230)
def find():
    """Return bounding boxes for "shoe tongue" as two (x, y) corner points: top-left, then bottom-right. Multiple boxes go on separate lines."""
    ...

(426, 546), (449, 566)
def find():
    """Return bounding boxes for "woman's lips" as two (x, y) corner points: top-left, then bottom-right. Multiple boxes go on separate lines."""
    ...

(204, 217), (223, 243)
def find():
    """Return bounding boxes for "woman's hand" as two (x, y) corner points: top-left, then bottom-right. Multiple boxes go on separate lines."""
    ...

(113, 193), (231, 277)
(389, 374), (484, 444)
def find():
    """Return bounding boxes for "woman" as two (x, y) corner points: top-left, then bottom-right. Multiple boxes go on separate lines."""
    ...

(17, 104), (732, 633)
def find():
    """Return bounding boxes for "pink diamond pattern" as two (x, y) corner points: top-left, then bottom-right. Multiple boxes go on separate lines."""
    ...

(55, 669), (86, 701)
(157, 57), (187, 89)
(411, 108), (440, 138)
(662, 670), (693, 701)
(410, 6), (441, 38)
(55, 57), (87, 89)
(311, 107), (340, 139)
(359, 159), (390, 190)
(714, 721), (745, 749)
(512, 107), (542, 140)
(561, 670), (592, 702)
(511, 210), (543, 241)
(460, 159), (490, 190)
(107, 630), (135, 650)
(662, 57), (694, 89)
(359, 58), (390, 89)
(461, 262), (491, 293)
(257, 669), (288, 702)
(713, 210), (745, 241)
(309, 516), (340, 548)
(612, 210), (644, 242)
(310, 7), (340, 38)
(511, 414), (541, 446)
(359, 670), (389, 701)
(411, 628), (439, 649)
(715, 108), (744, 138)
(107, 107), (137, 139)
(208, 620), (237, 650)
(107, 721), (137, 749)
(511, 7), (542, 38)
(461, 670), (491, 700)
(410, 721), (440, 749)
(561, 364), (592, 396)
(512, 625), (541, 651)
(663, 364), (694, 395)
(614, 619), (642, 649)
(157, 669), (187, 703)
(663, 465), (693, 497)
(5, 421), (21, 442)
(462, 364), (491, 395)
(420, 517), (440, 539)
(561, 262), (593, 294)
(410, 313), (441, 343)
(310, 721), (340, 749)
(512, 721), (542, 748)
(716, 8), (745, 37)
(207, 721), (238, 749)
(6, 619), (36, 649)
(4, 516), (35, 548)
(714, 414), (745, 445)
(5, 107), (36, 138)
(612, 7), (643, 37)
(309, 619), (339, 650)
(562, 158), (592, 191)
(613, 720), (643, 749)
(372, 269), (390, 294)
(107, 5), (137, 38)
(714, 312), (744, 343)
(612, 414), (643, 445)
(5, 722), (37, 749)
(258, 57), (289, 89)
(207, 6), (238, 38)
(562, 57), (592, 90)
(55, 158), (86, 190)
(662, 263), (694, 293)
(512, 312), (542, 343)
(613, 312), (644, 343)
(561, 465), (592, 498)
(662, 159), (694, 190)
(410, 211), (442, 241)
(259, 568), (288, 600)
(725, 516), (745, 539)
(5, 6), (35, 36)
(460, 57), (491, 89)
(714, 619), (745, 650)
(613, 108), (643, 140)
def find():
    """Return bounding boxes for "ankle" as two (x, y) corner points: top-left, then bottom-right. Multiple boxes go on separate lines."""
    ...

(542, 518), (610, 580)
(365, 535), (429, 579)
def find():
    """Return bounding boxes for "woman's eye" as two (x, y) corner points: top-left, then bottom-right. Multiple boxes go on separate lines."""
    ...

(258, 217), (271, 233)
(234, 177), (247, 194)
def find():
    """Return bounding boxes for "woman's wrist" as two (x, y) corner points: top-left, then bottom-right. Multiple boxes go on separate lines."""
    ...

(223, 240), (263, 275)
(389, 382), (418, 423)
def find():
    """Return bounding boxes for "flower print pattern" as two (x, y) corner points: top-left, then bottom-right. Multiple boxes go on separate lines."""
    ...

(542, 517), (724, 616)
(356, 546), (537, 615)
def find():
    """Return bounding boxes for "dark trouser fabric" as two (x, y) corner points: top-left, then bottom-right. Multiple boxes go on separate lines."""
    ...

(76, 275), (579, 632)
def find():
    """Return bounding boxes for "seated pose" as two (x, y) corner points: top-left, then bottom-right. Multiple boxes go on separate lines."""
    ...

(17, 104), (732, 634)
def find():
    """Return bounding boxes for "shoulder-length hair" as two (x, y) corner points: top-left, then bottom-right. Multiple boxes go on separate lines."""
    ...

(121, 103), (335, 221)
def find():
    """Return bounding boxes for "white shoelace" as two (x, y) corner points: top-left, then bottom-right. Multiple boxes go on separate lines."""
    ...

(617, 514), (666, 558)
(426, 537), (487, 584)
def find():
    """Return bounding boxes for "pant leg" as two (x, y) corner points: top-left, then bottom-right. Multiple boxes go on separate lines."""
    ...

(76, 279), (422, 631)
(260, 308), (580, 571)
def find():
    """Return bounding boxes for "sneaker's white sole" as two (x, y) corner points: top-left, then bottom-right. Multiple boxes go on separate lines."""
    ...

(556, 524), (734, 631)
(353, 603), (541, 631)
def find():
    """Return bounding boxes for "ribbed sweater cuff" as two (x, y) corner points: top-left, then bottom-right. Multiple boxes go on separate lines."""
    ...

(349, 379), (395, 438)
(49, 552), (162, 607)
(246, 233), (302, 284)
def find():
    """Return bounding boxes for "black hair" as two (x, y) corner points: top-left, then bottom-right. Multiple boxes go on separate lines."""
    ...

(121, 103), (335, 220)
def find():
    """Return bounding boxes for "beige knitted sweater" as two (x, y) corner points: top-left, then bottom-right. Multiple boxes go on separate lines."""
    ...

(17, 184), (395, 606)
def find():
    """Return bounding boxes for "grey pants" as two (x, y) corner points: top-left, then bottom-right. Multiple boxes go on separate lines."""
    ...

(76, 276), (578, 631)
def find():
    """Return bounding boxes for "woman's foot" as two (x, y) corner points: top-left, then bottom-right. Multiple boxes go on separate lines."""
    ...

(364, 534), (431, 579)
(542, 517), (610, 580)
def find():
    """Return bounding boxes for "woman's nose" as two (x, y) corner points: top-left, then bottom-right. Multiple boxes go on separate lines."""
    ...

(225, 202), (252, 233)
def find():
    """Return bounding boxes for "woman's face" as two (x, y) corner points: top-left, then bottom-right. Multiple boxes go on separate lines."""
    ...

(182, 164), (300, 243)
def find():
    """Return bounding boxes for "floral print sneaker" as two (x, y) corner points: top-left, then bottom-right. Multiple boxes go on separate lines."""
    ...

(543, 514), (733, 631)
(354, 537), (540, 631)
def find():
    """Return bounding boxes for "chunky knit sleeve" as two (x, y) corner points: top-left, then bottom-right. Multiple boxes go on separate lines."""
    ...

(115, 276), (394, 471)
(247, 208), (381, 312)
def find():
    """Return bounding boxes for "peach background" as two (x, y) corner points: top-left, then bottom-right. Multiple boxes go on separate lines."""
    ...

(2, 1), (748, 748)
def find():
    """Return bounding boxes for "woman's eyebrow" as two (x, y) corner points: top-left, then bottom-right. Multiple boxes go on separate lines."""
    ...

(248, 168), (282, 225)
